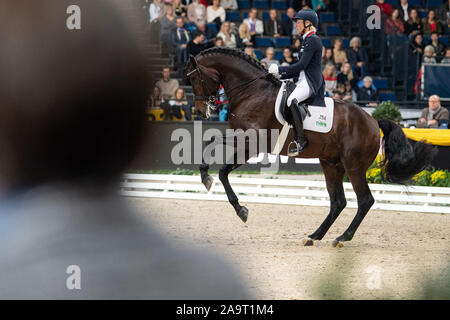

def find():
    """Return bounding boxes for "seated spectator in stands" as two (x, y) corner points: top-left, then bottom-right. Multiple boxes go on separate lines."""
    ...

(357, 76), (379, 106)
(243, 8), (264, 42)
(187, 0), (206, 26)
(244, 46), (258, 60)
(342, 81), (354, 101)
(200, 0), (212, 6)
(321, 48), (335, 70)
(430, 32), (446, 59)
(417, 95), (449, 128)
(206, 0), (225, 29)
(215, 36), (224, 47)
(312, 0), (326, 11)
(438, 0), (450, 28)
(169, 88), (192, 120)
(337, 62), (356, 89)
(405, 8), (422, 36)
(411, 33), (424, 55)
(217, 21), (237, 48)
(442, 48), (450, 64)
(422, 9), (443, 35)
(291, 37), (301, 61)
(423, 45), (437, 63)
(385, 8), (405, 35)
(281, 48), (295, 66)
(171, 17), (191, 67)
(173, 0), (187, 18)
(198, 22), (216, 40)
(264, 9), (283, 38)
(333, 39), (348, 69)
(347, 37), (367, 78)
(397, 0), (411, 23)
(375, 0), (392, 17)
(299, 0), (312, 10)
(187, 30), (207, 56)
(155, 67), (180, 100)
(237, 23), (254, 48)
(149, 86), (164, 108)
(150, 0), (165, 22)
(323, 64), (338, 96)
(260, 47), (280, 69)
(160, 5), (176, 49)
(221, 0), (238, 10)
(282, 8), (298, 38)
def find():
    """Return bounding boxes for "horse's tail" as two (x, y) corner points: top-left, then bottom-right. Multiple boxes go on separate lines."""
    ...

(377, 119), (437, 184)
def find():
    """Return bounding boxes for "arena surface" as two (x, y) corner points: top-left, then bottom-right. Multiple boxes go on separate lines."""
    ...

(129, 198), (450, 299)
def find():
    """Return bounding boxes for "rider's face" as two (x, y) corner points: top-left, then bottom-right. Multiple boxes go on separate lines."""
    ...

(296, 19), (305, 34)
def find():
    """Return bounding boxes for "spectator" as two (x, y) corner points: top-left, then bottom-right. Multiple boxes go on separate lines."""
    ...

(321, 48), (335, 70)
(243, 8), (264, 42)
(347, 36), (367, 78)
(442, 48), (450, 64)
(417, 95), (449, 128)
(422, 9), (443, 35)
(281, 48), (295, 66)
(260, 47), (280, 69)
(264, 9), (283, 38)
(282, 8), (298, 38)
(244, 46), (258, 60)
(169, 88), (192, 120)
(160, 5), (176, 49)
(430, 32), (446, 59)
(423, 45), (437, 63)
(290, 37), (301, 61)
(411, 33), (424, 55)
(376, 0), (393, 17)
(385, 8), (405, 35)
(215, 36), (224, 47)
(357, 76), (379, 105)
(221, 0), (238, 10)
(215, 85), (229, 121)
(297, 0), (312, 10)
(155, 67), (180, 100)
(200, 0), (212, 6)
(173, 0), (187, 18)
(217, 21), (237, 48)
(337, 62), (356, 89)
(333, 39), (348, 69)
(237, 23), (254, 48)
(438, 0), (450, 28)
(206, 0), (225, 29)
(171, 17), (191, 67)
(312, 0), (326, 11)
(149, 0), (165, 22)
(397, 0), (411, 22)
(187, 30), (207, 56)
(405, 8), (422, 36)
(323, 64), (338, 96)
(198, 22), (216, 40)
(149, 86), (164, 108)
(343, 81), (354, 101)
(187, 0), (206, 26)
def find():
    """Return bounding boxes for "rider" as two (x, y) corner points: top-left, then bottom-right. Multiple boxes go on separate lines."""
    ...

(268, 9), (325, 156)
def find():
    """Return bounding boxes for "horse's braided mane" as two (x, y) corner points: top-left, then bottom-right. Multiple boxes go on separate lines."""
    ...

(197, 47), (281, 86)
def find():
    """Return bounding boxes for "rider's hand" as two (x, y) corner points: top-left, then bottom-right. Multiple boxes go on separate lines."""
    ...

(268, 64), (280, 79)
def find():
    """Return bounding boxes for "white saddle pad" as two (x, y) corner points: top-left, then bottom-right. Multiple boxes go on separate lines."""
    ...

(274, 81), (334, 133)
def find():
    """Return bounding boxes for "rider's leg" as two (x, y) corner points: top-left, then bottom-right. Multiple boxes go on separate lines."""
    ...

(286, 78), (311, 156)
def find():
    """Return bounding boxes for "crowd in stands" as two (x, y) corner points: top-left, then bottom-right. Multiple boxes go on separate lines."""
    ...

(145, 0), (450, 121)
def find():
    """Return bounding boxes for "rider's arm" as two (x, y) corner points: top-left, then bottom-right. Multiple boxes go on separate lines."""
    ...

(278, 37), (319, 80)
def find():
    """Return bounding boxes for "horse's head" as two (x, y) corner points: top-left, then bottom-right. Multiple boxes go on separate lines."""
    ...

(187, 55), (221, 119)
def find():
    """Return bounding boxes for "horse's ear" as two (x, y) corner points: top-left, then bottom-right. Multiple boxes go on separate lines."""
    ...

(189, 55), (197, 68)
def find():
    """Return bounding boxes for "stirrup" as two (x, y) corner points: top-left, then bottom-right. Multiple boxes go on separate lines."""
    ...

(288, 140), (308, 157)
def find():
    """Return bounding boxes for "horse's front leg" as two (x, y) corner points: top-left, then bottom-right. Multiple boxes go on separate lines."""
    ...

(199, 162), (213, 191)
(219, 163), (248, 223)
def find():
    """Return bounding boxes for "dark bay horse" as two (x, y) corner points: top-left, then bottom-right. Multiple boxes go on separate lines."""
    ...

(187, 47), (436, 247)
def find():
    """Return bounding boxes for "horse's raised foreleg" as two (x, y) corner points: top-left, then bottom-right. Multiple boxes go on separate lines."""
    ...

(332, 168), (374, 248)
(200, 162), (213, 191)
(303, 160), (347, 246)
(219, 163), (248, 222)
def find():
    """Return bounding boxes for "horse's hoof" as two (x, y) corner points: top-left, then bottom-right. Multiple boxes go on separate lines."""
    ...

(301, 238), (314, 246)
(237, 206), (248, 223)
(202, 175), (214, 191)
(332, 240), (344, 248)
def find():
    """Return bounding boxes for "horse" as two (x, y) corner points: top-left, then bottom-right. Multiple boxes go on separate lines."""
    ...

(187, 47), (436, 247)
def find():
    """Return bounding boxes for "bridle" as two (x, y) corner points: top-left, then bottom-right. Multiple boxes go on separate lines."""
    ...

(187, 57), (269, 118)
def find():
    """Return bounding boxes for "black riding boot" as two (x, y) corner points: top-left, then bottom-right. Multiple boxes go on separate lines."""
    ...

(288, 99), (308, 157)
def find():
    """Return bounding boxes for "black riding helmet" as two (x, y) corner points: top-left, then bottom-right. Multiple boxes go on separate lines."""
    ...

(292, 9), (319, 29)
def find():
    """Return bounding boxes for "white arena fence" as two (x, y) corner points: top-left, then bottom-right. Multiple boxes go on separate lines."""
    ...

(120, 174), (450, 214)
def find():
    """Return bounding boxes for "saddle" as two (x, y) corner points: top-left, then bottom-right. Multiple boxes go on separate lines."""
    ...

(280, 81), (310, 126)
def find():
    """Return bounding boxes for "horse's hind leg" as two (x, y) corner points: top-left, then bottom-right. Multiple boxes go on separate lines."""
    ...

(303, 160), (347, 246)
(219, 163), (248, 222)
(332, 168), (374, 248)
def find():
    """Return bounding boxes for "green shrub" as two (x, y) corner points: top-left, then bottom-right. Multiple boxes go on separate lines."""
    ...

(371, 101), (402, 122)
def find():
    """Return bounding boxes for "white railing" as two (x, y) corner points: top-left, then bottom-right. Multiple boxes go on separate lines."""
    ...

(120, 174), (450, 214)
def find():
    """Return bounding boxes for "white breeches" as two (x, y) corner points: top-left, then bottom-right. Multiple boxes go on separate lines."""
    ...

(287, 75), (312, 107)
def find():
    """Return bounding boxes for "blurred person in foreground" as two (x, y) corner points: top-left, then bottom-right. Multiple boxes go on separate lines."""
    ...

(0, 0), (249, 299)
(417, 95), (449, 129)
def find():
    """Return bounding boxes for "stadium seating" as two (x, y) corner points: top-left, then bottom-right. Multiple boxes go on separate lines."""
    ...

(325, 25), (342, 36)
(253, 0), (269, 9)
(319, 12), (335, 23)
(226, 11), (241, 21)
(237, 0), (250, 9)
(408, 0), (422, 6)
(271, 1), (287, 10)
(373, 78), (389, 90)
(274, 37), (291, 48)
(380, 93), (397, 102)
(427, 0), (443, 8)
(274, 50), (283, 61)
(262, 12), (270, 21)
(255, 37), (273, 47)
(254, 49), (263, 60)
(206, 23), (217, 33)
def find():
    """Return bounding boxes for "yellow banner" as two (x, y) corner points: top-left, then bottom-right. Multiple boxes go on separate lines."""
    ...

(402, 128), (450, 147)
